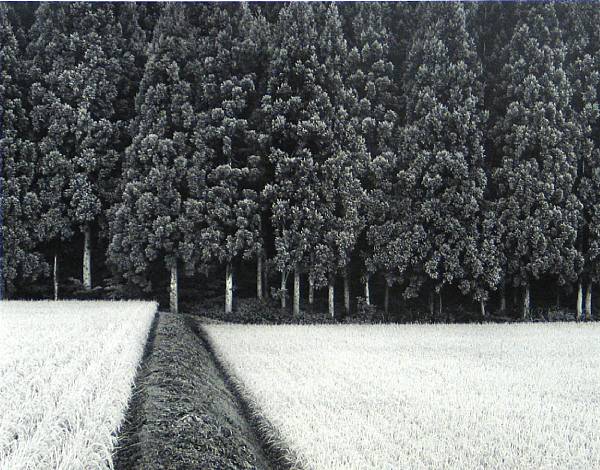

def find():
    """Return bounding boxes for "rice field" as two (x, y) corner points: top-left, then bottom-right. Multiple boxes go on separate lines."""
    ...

(205, 322), (600, 470)
(0, 300), (156, 470)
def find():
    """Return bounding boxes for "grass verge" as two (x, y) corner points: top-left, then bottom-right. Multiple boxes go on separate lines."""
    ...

(113, 312), (274, 470)
(190, 317), (299, 470)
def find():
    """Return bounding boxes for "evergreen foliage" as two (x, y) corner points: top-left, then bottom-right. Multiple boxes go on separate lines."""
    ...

(4, 2), (600, 321)
(261, 3), (333, 306)
(560, 4), (600, 284)
(1, 4), (43, 298)
(28, 3), (123, 291)
(187, 5), (268, 272)
(315, 3), (366, 313)
(345, 3), (400, 297)
(108, 5), (195, 292)
(494, 4), (581, 317)
(401, 3), (499, 304)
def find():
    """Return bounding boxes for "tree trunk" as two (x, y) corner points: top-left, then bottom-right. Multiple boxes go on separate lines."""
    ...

(480, 298), (486, 321)
(523, 284), (530, 320)
(232, 269), (238, 311)
(53, 253), (59, 301)
(384, 282), (389, 319)
(170, 262), (178, 314)
(440, 291), (446, 323)
(500, 284), (506, 314)
(257, 253), (263, 300)
(364, 276), (370, 306)
(308, 275), (314, 309)
(293, 266), (300, 317)
(576, 280), (583, 322)
(556, 288), (560, 309)
(328, 280), (335, 319)
(280, 272), (287, 310)
(586, 282), (593, 321)
(83, 223), (91, 290)
(429, 291), (434, 321)
(343, 270), (350, 314)
(263, 262), (269, 299)
(225, 262), (233, 315)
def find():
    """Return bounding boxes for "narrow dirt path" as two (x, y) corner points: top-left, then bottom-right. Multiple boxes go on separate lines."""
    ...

(113, 312), (277, 470)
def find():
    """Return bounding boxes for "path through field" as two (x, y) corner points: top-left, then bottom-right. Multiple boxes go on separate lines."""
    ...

(113, 312), (275, 470)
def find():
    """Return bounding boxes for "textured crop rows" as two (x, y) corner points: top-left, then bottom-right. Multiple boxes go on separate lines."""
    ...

(206, 322), (600, 470)
(0, 301), (156, 469)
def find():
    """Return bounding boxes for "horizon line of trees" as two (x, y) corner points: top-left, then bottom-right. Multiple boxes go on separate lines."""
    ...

(2, 2), (600, 321)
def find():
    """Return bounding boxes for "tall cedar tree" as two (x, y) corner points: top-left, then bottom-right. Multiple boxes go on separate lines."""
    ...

(28, 3), (122, 295)
(261, 3), (334, 315)
(104, 4), (153, 291)
(1, 5), (43, 298)
(473, 2), (520, 314)
(397, 3), (499, 320)
(364, 3), (422, 318)
(108, 5), (196, 313)
(314, 3), (367, 317)
(494, 4), (581, 319)
(559, 4), (600, 320)
(185, 5), (270, 314)
(345, 3), (399, 309)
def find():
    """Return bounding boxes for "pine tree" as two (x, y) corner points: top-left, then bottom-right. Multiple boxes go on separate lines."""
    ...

(388, 2), (420, 98)
(1, 4), (43, 298)
(365, 3), (428, 319)
(108, 4), (196, 313)
(396, 3), (499, 319)
(186, 4), (270, 314)
(494, 4), (581, 319)
(261, 4), (366, 318)
(5, 2), (35, 52)
(29, 3), (122, 295)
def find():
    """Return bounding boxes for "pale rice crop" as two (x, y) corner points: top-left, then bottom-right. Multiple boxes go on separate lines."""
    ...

(0, 300), (156, 470)
(204, 322), (600, 470)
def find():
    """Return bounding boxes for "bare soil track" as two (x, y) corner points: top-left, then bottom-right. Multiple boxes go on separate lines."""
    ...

(113, 312), (284, 470)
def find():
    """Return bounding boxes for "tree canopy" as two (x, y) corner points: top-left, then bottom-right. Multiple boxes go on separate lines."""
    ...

(3, 2), (600, 322)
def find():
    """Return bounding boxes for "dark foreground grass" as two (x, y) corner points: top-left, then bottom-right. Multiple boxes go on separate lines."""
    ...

(113, 312), (275, 470)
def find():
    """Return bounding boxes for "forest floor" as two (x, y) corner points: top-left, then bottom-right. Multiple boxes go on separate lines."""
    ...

(113, 312), (285, 470)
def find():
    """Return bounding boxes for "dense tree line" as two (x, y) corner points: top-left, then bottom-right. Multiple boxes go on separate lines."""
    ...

(2, 2), (600, 322)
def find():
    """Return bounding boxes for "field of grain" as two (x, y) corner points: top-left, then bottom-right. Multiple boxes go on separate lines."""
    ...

(0, 301), (156, 469)
(205, 322), (600, 470)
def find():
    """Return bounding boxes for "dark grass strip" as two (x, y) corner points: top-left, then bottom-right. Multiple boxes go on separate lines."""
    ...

(113, 312), (276, 470)
(112, 310), (160, 468)
(188, 316), (301, 470)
